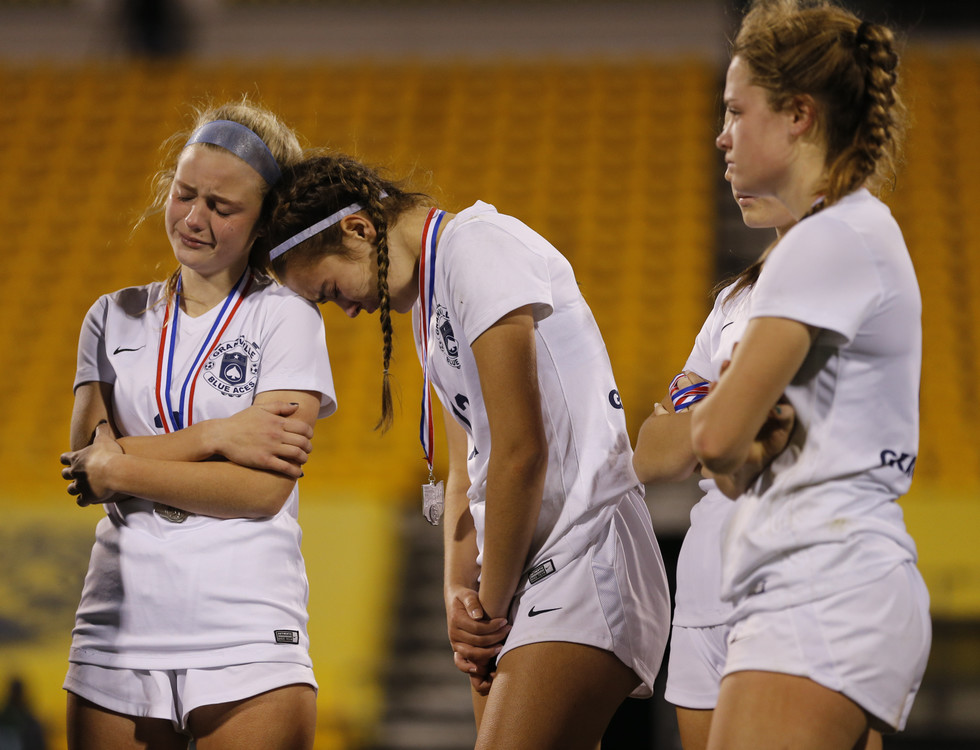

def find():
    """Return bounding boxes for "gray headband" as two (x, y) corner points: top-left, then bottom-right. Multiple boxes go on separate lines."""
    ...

(185, 120), (282, 185)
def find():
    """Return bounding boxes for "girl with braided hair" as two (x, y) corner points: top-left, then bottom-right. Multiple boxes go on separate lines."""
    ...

(692, 1), (930, 748)
(261, 153), (671, 750)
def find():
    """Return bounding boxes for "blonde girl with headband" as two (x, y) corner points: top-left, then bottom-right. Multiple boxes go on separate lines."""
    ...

(259, 153), (671, 750)
(59, 101), (336, 750)
(692, 1), (930, 748)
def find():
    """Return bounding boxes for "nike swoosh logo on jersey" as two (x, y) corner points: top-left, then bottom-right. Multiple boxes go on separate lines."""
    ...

(113, 345), (145, 355)
(528, 606), (562, 617)
(720, 321), (735, 331)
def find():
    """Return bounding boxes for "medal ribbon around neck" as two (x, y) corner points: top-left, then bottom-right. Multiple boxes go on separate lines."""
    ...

(154, 268), (253, 433)
(418, 208), (446, 474)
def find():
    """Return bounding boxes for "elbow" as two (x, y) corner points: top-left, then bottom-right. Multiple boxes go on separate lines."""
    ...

(247, 479), (295, 519)
(633, 452), (693, 485)
(691, 415), (742, 475)
(633, 411), (698, 485)
(520, 442), (549, 484)
(632, 454), (656, 484)
(501, 435), (548, 485)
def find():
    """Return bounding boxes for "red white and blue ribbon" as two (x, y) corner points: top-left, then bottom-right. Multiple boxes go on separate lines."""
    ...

(669, 372), (711, 412)
(418, 208), (446, 474)
(154, 269), (253, 433)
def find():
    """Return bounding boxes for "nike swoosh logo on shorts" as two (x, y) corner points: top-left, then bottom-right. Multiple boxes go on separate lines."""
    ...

(528, 606), (562, 617)
(113, 345), (145, 355)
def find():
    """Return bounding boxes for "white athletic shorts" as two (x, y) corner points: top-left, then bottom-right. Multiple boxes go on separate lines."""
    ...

(664, 623), (730, 710)
(498, 490), (671, 698)
(723, 561), (931, 732)
(64, 661), (317, 733)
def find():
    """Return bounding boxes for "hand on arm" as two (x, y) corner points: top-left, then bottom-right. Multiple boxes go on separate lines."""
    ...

(116, 399), (314, 478)
(60, 389), (322, 518)
(704, 397), (797, 498)
(62, 421), (124, 505)
(691, 317), (813, 476)
(63, 381), (131, 506)
(442, 411), (510, 695)
(633, 370), (707, 484)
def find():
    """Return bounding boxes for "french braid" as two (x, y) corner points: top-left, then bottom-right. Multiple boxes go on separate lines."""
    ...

(261, 153), (430, 432)
(332, 158), (397, 432)
(719, 0), (906, 299)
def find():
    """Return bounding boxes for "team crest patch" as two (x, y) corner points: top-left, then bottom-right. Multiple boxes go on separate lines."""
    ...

(203, 335), (260, 397)
(435, 304), (460, 369)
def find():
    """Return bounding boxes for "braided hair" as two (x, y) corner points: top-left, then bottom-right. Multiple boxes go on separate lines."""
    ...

(719, 0), (906, 301)
(261, 153), (430, 432)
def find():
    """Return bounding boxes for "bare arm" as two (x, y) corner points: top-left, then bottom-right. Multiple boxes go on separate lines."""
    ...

(69, 382), (313, 475)
(471, 306), (548, 620)
(443, 409), (482, 601)
(442, 408), (509, 694)
(69, 382), (116, 451)
(633, 371), (707, 483)
(692, 317), (814, 474)
(117, 400), (314, 478)
(61, 389), (321, 518)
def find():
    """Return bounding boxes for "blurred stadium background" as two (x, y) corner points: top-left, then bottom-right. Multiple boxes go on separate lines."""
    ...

(0, 1), (978, 748)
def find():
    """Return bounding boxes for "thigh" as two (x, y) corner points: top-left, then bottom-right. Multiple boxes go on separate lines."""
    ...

(475, 641), (637, 750)
(708, 671), (869, 750)
(67, 692), (188, 750)
(723, 564), (930, 732)
(676, 707), (713, 750)
(502, 496), (670, 702)
(189, 684), (316, 750)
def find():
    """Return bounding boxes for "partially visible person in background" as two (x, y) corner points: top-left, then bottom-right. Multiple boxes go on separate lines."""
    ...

(257, 152), (672, 750)
(120, 0), (190, 57)
(0, 678), (47, 750)
(60, 99), (335, 750)
(634, 188), (794, 750)
(693, 1), (930, 748)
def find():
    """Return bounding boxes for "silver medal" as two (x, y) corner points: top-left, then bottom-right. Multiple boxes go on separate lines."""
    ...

(422, 480), (444, 526)
(154, 503), (190, 523)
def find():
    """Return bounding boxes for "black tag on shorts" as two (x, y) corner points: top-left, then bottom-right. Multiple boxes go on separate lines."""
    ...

(527, 559), (556, 585)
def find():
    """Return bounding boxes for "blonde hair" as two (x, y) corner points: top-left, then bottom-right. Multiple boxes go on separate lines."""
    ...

(139, 97), (304, 299)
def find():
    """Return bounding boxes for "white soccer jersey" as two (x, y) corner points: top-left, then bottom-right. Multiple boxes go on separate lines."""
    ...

(672, 282), (750, 627)
(413, 201), (643, 578)
(721, 189), (921, 616)
(70, 274), (336, 670)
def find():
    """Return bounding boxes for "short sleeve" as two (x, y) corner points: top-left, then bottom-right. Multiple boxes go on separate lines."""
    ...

(751, 216), (881, 344)
(255, 293), (337, 419)
(74, 296), (114, 391)
(684, 285), (734, 380)
(444, 222), (554, 342)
